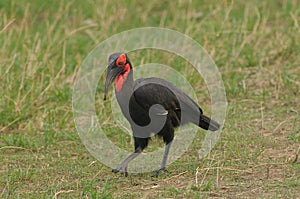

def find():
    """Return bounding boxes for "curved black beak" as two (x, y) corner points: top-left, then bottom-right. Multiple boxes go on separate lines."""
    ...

(104, 63), (123, 100)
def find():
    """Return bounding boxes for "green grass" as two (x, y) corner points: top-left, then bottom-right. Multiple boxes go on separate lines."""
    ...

(1, 0), (300, 198)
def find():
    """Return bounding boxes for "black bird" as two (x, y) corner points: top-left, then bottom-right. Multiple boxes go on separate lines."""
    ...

(104, 52), (220, 176)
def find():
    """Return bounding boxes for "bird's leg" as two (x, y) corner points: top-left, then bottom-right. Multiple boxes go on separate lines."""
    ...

(112, 147), (142, 176)
(156, 141), (172, 176)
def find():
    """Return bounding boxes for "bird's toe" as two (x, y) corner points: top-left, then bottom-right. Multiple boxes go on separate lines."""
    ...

(153, 167), (168, 177)
(112, 164), (128, 176)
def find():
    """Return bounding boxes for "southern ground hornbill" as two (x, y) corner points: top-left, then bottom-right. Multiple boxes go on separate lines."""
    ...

(104, 52), (220, 176)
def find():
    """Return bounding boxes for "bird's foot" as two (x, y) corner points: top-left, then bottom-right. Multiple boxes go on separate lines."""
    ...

(153, 167), (168, 177)
(112, 163), (128, 177)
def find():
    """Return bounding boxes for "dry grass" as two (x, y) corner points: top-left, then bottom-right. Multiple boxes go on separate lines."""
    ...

(0, 0), (299, 198)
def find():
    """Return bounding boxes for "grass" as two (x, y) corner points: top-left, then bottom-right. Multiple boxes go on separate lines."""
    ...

(1, 0), (300, 198)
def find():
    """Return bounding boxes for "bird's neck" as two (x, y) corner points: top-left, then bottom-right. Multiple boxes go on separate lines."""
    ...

(115, 70), (134, 119)
(114, 63), (132, 92)
(115, 69), (134, 96)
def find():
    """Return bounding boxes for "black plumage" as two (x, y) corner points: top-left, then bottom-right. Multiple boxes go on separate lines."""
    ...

(104, 52), (220, 176)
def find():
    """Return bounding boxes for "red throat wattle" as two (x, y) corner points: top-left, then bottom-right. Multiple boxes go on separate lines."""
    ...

(114, 63), (130, 92)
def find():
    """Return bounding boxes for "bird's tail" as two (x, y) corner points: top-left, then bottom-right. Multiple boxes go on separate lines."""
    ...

(199, 114), (220, 131)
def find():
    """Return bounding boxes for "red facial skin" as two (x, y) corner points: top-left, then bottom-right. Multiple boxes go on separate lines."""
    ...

(114, 54), (131, 92)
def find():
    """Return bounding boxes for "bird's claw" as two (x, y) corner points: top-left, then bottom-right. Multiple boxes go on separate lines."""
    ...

(112, 164), (128, 177)
(153, 167), (168, 177)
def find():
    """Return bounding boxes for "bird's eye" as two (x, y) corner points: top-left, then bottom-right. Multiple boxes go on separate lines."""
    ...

(117, 61), (125, 66)
(116, 54), (127, 66)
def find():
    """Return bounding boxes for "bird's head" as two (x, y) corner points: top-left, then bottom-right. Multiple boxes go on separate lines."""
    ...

(104, 52), (132, 100)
